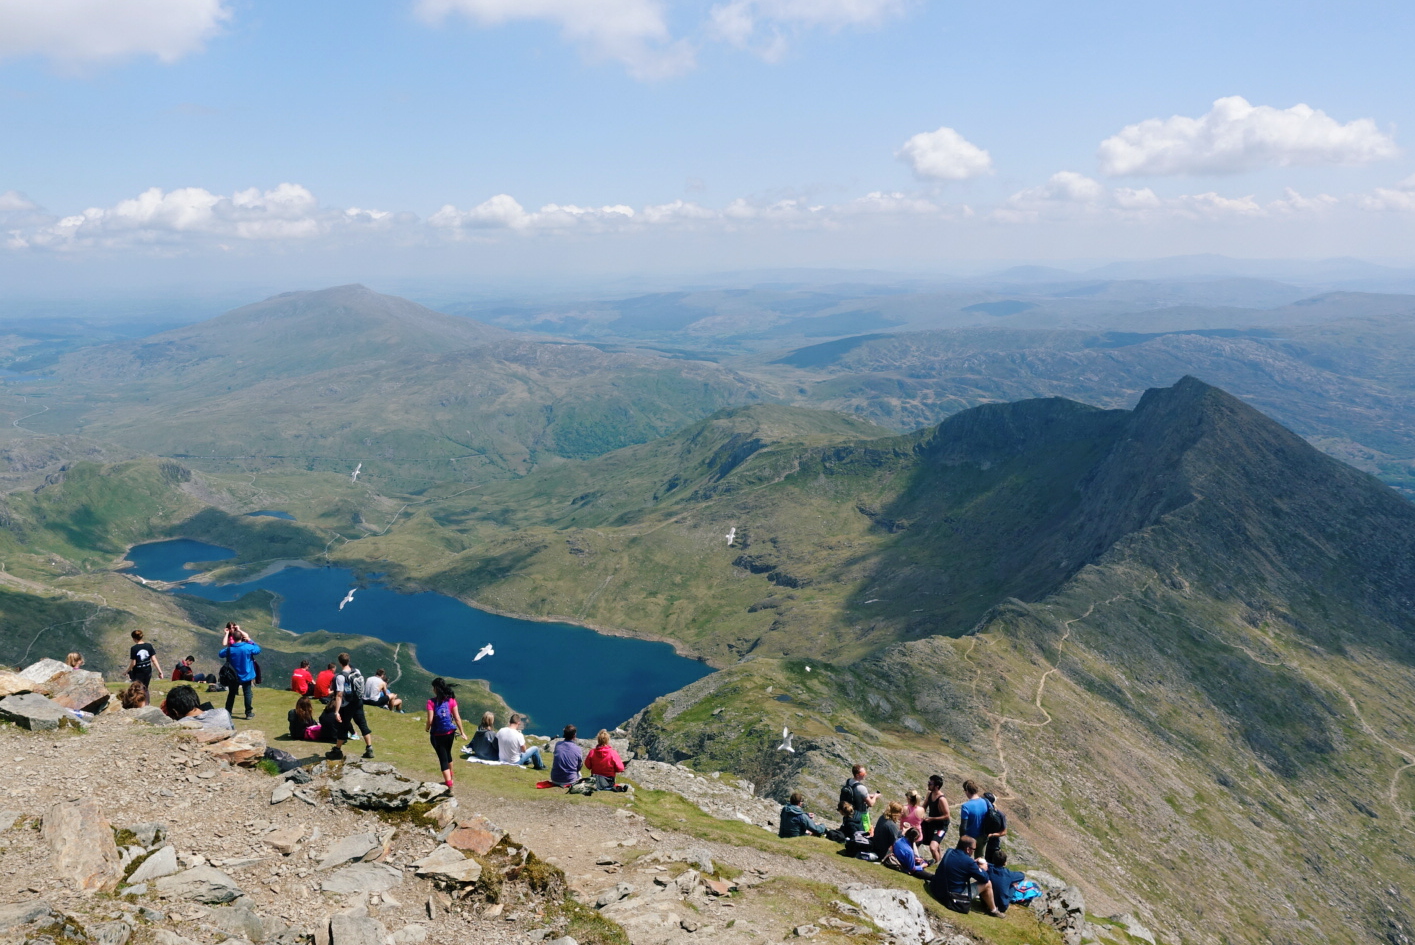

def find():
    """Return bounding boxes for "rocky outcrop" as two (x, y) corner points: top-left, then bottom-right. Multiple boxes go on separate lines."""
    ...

(128, 846), (181, 883)
(412, 844), (482, 886)
(446, 814), (503, 855)
(844, 885), (935, 945)
(43, 798), (121, 893)
(328, 759), (444, 810)
(41, 668), (110, 713)
(0, 900), (53, 932)
(623, 760), (780, 829)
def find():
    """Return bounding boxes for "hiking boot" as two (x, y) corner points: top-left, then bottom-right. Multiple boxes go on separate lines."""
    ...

(362, 748), (375, 759)
(245, 712), (254, 720)
(325, 747), (345, 761)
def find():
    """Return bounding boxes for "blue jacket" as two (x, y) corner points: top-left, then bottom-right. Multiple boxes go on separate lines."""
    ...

(219, 641), (262, 682)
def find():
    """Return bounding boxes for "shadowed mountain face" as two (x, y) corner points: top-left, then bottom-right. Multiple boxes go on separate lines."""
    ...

(17, 285), (763, 484)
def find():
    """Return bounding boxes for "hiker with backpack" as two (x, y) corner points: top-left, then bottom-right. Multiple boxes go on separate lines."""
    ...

(426, 677), (468, 789)
(929, 835), (1003, 918)
(980, 791), (1008, 865)
(326, 652), (374, 761)
(839, 764), (880, 832)
(957, 779), (991, 843)
(838, 800), (869, 854)
(922, 774), (952, 863)
(218, 631), (261, 720)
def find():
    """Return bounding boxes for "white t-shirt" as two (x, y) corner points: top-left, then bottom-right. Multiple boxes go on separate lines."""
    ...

(496, 725), (526, 763)
(363, 675), (387, 701)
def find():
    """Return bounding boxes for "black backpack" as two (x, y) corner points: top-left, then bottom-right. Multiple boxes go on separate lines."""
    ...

(218, 661), (239, 688)
(336, 667), (365, 705)
(980, 798), (1005, 838)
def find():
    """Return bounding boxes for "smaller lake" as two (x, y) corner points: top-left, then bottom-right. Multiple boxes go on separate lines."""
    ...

(246, 510), (296, 520)
(124, 539), (711, 733)
(124, 539), (237, 583)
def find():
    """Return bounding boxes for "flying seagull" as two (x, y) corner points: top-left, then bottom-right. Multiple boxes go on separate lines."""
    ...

(805, 666), (811, 672)
(474, 643), (494, 661)
(351, 462), (362, 482)
(777, 726), (794, 753)
(338, 588), (356, 610)
(725, 527), (736, 546)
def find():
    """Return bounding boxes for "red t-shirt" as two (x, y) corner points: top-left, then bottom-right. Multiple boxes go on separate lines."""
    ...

(314, 669), (334, 698)
(291, 667), (315, 694)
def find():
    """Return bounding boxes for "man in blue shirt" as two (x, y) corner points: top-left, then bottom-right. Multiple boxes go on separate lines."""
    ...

(928, 836), (1003, 917)
(218, 635), (262, 720)
(957, 779), (991, 843)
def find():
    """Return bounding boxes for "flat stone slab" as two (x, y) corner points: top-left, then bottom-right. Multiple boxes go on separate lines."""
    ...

(0, 900), (53, 932)
(322, 862), (404, 896)
(330, 913), (388, 945)
(318, 831), (381, 870)
(412, 844), (482, 885)
(329, 760), (421, 810)
(129, 846), (181, 883)
(446, 814), (504, 856)
(156, 865), (243, 904)
(17, 659), (69, 685)
(0, 692), (81, 732)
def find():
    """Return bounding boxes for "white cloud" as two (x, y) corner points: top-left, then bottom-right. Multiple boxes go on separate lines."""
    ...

(414, 0), (693, 80)
(0, 0), (229, 64)
(1098, 96), (1398, 177)
(1358, 175), (1415, 212)
(994, 171), (1338, 223)
(896, 126), (992, 181)
(709, 0), (908, 58)
(429, 194), (642, 232)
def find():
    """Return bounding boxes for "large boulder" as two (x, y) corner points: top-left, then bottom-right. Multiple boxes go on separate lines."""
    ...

(43, 799), (122, 893)
(42, 668), (110, 713)
(0, 692), (83, 732)
(155, 865), (243, 904)
(17, 659), (69, 686)
(0, 900), (53, 932)
(0, 672), (33, 698)
(329, 760), (420, 810)
(844, 885), (935, 945)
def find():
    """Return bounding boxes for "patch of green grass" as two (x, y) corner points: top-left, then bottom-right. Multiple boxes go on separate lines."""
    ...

(547, 898), (630, 945)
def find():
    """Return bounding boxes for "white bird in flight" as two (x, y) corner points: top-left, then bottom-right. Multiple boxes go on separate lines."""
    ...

(474, 643), (495, 662)
(351, 462), (362, 482)
(725, 527), (736, 546)
(777, 726), (794, 753)
(339, 588), (356, 610)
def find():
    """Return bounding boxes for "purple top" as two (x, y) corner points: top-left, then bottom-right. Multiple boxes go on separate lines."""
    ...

(550, 739), (584, 786)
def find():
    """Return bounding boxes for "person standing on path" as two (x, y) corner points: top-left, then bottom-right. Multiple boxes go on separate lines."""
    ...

(126, 630), (162, 690)
(219, 633), (262, 720)
(327, 652), (374, 761)
(425, 677), (468, 788)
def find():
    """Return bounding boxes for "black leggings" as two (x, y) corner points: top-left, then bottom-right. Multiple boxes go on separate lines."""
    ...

(431, 732), (455, 771)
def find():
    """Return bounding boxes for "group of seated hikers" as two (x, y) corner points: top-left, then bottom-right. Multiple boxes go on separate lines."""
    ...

(459, 716), (630, 793)
(778, 765), (1039, 917)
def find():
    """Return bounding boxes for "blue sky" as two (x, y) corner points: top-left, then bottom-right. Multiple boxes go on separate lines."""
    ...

(1, 0), (1412, 288)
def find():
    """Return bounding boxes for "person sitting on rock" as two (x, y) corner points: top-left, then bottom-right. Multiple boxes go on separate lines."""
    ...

(869, 801), (905, 861)
(118, 680), (149, 709)
(986, 850), (1026, 913)
(162, 684), (234, 731)
(469, 711), (500, 761)
(584, 729), (626, 790)
(889, 826), (933, 878)
(496, 713), (544, 769)
(778, 792), (828, 838)
(363, 668), (403, 712)
(929, 836), (1003, 917)
(289, 695), (321, 740)
(65, 652), (84, 669)
(290, 659), (315, 695)
(550, 724), (584, 787)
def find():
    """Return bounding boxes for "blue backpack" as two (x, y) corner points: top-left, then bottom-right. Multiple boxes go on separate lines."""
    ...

(431, 698), (455, 733)
(1010, 880), (1043, 904)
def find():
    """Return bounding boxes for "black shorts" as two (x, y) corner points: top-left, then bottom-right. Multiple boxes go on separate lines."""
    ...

(339, 702), (371, 737)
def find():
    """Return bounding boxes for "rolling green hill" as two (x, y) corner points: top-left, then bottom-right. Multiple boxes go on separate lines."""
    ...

(4, 285), (763, 487)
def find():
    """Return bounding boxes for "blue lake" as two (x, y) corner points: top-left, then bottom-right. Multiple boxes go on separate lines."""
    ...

(246, 510), (296, 520)
(124, 539), (711, 733)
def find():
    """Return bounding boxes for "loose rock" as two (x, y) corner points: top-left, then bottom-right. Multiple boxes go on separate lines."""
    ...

(128, 846), (181, 883)
(321, 862), (404, 897)
(329, 913), (387, 945)
(843, 885), (935, 945)
(318, 832), (381, 870)
(43, 798), (121, 893)
(155, 865), (244, 904)
(0, 692), (83, 732)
